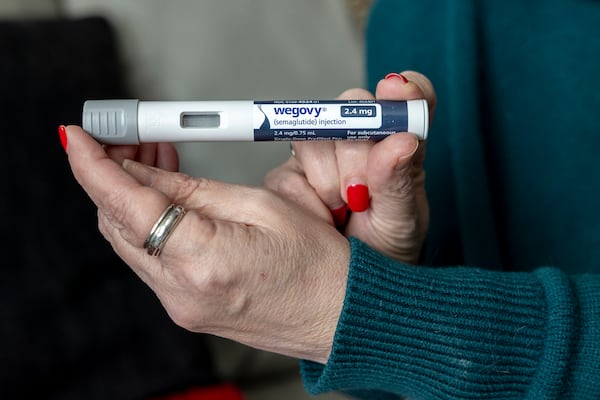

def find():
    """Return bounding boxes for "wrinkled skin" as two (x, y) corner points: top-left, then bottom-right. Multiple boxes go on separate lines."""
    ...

(62, 70), (435, 364)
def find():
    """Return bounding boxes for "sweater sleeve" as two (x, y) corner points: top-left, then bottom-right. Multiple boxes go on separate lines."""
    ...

(300, 238), (600, 399)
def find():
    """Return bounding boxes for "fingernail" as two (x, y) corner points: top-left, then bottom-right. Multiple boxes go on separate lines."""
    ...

(331, 204), (349, 228)
(347, 184), (370, 212)
(58, 125), (67, 152)
(384, 73), (409, 83)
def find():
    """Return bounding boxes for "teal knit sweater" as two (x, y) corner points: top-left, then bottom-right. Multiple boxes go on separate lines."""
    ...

(301, 1), (600, 398)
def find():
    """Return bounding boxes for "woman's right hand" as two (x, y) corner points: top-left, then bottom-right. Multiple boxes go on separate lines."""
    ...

(63, 126), (351, 364)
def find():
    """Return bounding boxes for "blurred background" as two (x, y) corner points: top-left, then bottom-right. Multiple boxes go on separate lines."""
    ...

(0, 0), (370, 399)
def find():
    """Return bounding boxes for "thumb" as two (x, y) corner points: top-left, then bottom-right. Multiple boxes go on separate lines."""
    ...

(367, 133), (421, 201)
(357, 133), (427, 262)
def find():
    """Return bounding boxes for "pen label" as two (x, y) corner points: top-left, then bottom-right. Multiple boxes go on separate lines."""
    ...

(253, 100), (386, 141)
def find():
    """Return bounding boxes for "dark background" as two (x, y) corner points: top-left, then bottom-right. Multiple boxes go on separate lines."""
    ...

(0, 17), (216, 399)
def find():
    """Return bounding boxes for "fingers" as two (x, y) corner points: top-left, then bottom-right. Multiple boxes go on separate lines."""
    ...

(272, 73), (434, 223)
(371, 71), (432, 193)
(288, 88), (372, 226)
(64, 125), (176, 286)
(291, 88), (374, 214)
(372, 70), (431, 182)
(376, 71), (437, 119)
(333, 88), (375, 213)
(104, 144), (143, 164)
(68, 123), (278, 246)
(121, 156), (318, 235)
(367, 133), (420, 209)
(290, 141), (342, 210)
(337, 73), (433, 213)
(65, 125), (174, 246)
(155, 143), (179, 171)
(264, 158), (334, 223)
(337, 72), (433, 261)
(105, 142), (180, 172)
(65, 125), (168, 222)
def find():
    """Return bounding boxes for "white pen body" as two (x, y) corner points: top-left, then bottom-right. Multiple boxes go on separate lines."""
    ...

(82, 99), (428, 144)
(138, 100), (254, 142)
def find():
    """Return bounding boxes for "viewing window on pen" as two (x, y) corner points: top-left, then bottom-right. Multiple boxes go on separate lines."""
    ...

(180, 112), (221, 128)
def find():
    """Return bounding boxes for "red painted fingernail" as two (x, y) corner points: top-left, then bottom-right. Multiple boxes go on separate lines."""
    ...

(384, 72), (409, 83)
(331, 204), (349, 228)
(347, 184), (370, 212)
(58, 125), (67, 152)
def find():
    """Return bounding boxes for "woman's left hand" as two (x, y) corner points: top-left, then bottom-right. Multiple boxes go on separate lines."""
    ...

(265, 71), (436, 264)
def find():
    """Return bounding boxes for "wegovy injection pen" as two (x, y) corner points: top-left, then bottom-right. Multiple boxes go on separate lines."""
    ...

(82, 99), (428, 145)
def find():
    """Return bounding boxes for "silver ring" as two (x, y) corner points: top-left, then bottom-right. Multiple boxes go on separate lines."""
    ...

(143, 204), (186, 257)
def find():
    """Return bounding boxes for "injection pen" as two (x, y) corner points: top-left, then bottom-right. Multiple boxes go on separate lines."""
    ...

(82, 99), (428, 145)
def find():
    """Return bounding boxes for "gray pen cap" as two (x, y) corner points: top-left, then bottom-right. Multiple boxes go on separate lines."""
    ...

(82, 99), (140, 144)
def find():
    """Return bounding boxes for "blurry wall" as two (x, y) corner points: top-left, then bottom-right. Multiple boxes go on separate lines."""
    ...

(0, 0), (59, 17)
(63, 0), (366, 185)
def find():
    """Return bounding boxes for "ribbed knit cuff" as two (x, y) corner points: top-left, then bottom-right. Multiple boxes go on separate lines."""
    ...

(301, 238), (555, 399)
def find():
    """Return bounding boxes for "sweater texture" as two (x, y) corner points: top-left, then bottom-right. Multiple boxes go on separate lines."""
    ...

(300, 0), (600, 398)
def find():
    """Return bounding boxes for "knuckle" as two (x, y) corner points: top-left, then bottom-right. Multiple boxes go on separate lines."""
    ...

(170, 172), (205, 203)
(166, 303), (200, 331)
(274, 172), (309, 199)
(101, 186), (140, 226)
(264, 166), (290, 190)
(394, 172), (415, 199)
(312, 176), (340, 204)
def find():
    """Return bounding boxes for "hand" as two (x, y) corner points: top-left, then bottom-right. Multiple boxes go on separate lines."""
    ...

(63, 126), (350, 364)
(265, 71), (436, 264)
